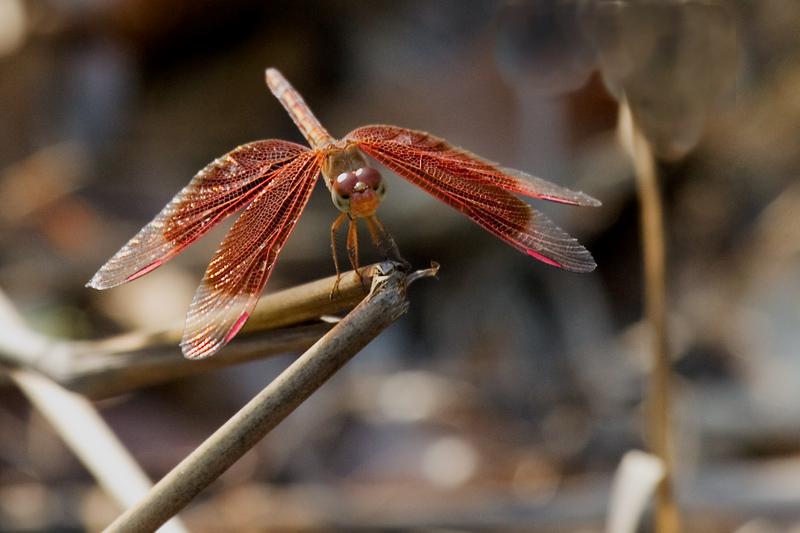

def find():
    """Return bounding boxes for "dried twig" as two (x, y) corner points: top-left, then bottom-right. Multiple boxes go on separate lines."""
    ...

(0, 289), (188, 531)
(0, 266), (377, 398)
(103, 261), (437, 532)
(9, 369), (189, 533)
(620, 101), (680, 533)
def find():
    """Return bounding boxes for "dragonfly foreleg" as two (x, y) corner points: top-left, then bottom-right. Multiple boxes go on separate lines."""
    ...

(346, 217), (368, 292)
(329, 212), (348, 299)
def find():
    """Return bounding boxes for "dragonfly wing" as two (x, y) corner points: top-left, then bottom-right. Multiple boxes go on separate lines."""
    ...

(348, 125), (600, 206)
(87, 140), (310, 289)
(495, 167), (601, 207)
(181, 151), (321, 359)
(348, 125), (596, 272)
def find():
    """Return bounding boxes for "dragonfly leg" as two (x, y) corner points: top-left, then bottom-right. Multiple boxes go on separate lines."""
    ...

(346, 217), (368, 292)
(329, 212), (347, 299)
(364, 215), (410, 271)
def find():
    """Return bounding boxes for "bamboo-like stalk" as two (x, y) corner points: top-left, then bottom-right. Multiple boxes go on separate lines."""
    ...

(0, 289), (189, 531)
(0, 266), (378, 398)
(102, 261), (435, 532)
(10, 369), (189, 533)
(621, 102), (680, 533)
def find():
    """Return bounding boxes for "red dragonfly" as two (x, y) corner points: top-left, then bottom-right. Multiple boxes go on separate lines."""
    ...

(88, 68), (599, 359)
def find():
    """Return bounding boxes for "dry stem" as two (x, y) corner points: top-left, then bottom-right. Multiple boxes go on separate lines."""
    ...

(10, 369), (189, 533)
(622, 102), (680, 533)
(1, 266), (378, 398)
(103, 261), (435, 532)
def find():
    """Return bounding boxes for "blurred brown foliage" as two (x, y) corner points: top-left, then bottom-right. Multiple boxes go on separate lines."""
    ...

(1, 0), (799, 530)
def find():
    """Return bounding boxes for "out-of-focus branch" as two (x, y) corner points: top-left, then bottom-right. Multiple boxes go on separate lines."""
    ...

(619, 101), (680, 533)
(9, 369), (189, 533)
(0, 288), (188, 532)
(606, 450), (665, 533)
(103, 261), (437, 533)
(0, 266), (378, 398)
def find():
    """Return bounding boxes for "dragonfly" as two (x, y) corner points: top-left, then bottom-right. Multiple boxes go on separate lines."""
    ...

(87, 68), (600, 359)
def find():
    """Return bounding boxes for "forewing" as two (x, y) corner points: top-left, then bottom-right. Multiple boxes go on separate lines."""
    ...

(181, 151), (321, 359)
(348, 125), (600, 206)
(349, 125), (596, 272)
(87, 140), (310, 289)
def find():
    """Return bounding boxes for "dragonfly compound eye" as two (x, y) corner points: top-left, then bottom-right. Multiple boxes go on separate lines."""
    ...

(333, 171), (359, 199)
(355, 167), (382, 190)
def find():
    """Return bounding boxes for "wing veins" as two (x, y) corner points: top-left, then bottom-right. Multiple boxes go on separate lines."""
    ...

(348, 125), (600, 207)
(357, 142), (595, 272)
(88, 140), (311, 289)
(181, 152), (321, 358)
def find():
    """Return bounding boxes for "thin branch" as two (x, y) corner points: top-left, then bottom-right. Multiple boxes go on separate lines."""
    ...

(103, 261), (437, 533)
(620, 101), (680, 533)
(9, 369), (189, 533)
(0, 290), (187, 531)
(0, 266), (379, 398)
(64, 323), (332, 398)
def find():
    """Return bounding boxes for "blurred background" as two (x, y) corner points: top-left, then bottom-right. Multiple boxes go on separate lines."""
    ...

(1, 0), (799, 531)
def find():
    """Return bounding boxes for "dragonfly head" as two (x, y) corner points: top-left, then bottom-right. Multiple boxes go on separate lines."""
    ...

(332, 166), (386, 217)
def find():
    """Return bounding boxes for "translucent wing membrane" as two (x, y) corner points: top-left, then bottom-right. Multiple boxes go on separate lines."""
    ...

(87, 140), (310, 289)
(181, 151), (321, 359)
(348, 125), (600, 207)
(348, 125), (596, 272)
